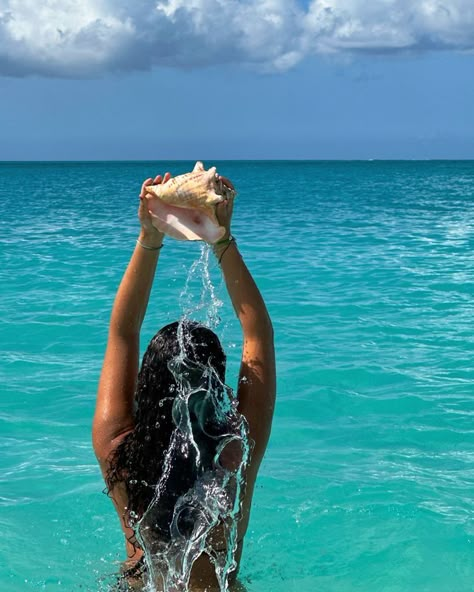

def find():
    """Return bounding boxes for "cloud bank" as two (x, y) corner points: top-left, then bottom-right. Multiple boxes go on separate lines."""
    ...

(1, 0), (473, 77)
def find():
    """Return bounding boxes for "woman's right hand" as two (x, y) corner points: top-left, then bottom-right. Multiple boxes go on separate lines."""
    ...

(215, 176), (236, 241)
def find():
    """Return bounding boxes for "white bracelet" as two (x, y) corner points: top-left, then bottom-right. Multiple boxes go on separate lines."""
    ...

(136, 239), (163, 251)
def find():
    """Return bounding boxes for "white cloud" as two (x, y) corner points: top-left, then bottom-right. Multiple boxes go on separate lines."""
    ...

(304, 1), (474, 53)
(0, 0), (473, 77)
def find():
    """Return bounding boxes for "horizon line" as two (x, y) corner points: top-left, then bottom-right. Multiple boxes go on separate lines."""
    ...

(2, 158), (474, 164)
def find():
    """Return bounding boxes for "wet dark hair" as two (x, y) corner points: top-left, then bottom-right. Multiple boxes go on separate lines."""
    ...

(105, 320), (227, 545)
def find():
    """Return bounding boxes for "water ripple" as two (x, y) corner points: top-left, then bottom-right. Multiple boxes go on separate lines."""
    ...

(1, 161), (474, 591)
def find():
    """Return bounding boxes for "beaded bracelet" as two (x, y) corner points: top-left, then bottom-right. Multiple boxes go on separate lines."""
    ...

(137, 239), (163, 251)
(214, 234), (234, 247)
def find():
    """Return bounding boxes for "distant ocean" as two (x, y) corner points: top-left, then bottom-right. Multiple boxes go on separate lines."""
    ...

(1, 161), (474, 591)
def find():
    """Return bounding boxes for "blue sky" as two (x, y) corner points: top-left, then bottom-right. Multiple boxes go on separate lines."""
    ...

(1, 0), (473, 160)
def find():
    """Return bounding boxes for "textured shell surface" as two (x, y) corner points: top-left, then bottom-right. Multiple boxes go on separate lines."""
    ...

(146, 162), (227, 213)
(144, 161), (235, 243)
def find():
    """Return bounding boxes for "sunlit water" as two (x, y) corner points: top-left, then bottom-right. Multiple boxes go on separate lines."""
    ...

(1, 161), (474, 591)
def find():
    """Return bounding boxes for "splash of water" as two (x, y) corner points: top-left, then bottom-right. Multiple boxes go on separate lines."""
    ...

(179, 244), (223, 329)
(133, 246), (250, 592)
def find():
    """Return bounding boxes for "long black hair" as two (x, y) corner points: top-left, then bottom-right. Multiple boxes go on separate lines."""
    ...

(105, 320), (227, 544)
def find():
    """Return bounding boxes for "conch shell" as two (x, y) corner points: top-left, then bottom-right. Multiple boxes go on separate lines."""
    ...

(145, 161), (235, 243)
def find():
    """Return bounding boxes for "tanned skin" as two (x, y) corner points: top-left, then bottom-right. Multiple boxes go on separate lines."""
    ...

(93, 171), (275, 591)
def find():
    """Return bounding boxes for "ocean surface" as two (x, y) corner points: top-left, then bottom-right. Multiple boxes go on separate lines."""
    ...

(1, 160), (473, 591)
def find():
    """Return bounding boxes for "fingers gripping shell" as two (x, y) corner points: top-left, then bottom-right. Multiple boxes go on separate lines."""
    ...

(145, 162), (235, 243)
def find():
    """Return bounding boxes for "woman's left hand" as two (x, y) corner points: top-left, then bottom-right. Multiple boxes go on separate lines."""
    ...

(138, 173), (171, 240)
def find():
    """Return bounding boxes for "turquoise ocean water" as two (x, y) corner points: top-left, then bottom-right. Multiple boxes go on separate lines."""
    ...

(1, 161), (474, 591)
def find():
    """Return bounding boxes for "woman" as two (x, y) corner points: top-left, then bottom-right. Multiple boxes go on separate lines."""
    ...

(92, 171), (276, 591)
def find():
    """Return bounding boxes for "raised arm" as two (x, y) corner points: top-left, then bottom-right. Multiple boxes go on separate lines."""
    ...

(92, 174), (170, 465)
(213, 185), (276, 466)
